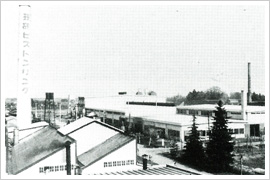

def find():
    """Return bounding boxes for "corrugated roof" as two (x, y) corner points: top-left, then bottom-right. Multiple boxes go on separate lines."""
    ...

(11, 126), (75, 175)
(78, 133), (135, 168)
(94, 165), (200, 175)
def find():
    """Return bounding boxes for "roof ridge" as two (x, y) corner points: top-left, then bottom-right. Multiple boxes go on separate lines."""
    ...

(79, 133), (135, 169)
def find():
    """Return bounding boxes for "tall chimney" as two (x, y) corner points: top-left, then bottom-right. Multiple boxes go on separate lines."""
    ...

(65, 141), (72, 175)
(248, 63), (252, 103)
(17, 5), (32, 131)
(241, 90), (247, 121)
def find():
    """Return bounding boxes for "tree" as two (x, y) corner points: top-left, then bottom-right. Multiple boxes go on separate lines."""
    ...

(252, 92), (265, 101)
(166, 94), (186, 106)
(230, 92), (241, 99)
(206, 100), (234, 172)
(205, 86), (229, 103)
(170, 140), (179, 158)
(181, 114), (205, 168)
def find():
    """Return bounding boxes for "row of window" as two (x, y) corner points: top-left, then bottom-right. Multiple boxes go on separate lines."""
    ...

(229, 128), (244, 135)
(177, 109), (214, 116)
(39, 165), (75, 173)
(177, 109), (248, 117)
(86, 109), (125, 116)
(184, 128), (245, 138)
(104, 160), (134, 168)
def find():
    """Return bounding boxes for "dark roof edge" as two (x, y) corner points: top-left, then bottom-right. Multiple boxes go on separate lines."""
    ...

(18, 126), (47, 142)
(19, 124), (48, 131)
(81, 137), (135, 169)
(66, 119), (129, 136)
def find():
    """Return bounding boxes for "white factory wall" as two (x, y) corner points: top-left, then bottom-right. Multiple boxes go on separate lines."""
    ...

(82, 140), (137, 175)
(18, 143), (77, 176)
(68, 123), (118, 155)
(247, 113), (265, 124)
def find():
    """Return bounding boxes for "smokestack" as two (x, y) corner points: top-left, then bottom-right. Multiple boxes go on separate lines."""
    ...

(248, 63), (252, 103)
(65, 141), (72, 175)
(241, 90), (247, 121)
(142, 154), (148, 170)
(17, 5), (32, 131)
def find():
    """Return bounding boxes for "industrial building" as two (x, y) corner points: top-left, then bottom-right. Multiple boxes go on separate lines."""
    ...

(7, 116), (139, 175)
(83, 90), (265, 145)
(58, 117), (137, 175)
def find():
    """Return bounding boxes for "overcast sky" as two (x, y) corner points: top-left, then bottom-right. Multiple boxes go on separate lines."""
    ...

(1, 1), (268, 98)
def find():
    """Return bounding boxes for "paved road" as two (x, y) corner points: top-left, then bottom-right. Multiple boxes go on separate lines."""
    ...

(137, 144), (213, 175)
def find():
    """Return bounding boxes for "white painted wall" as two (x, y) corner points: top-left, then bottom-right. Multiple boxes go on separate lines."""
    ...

(82, 140), (137, 175)
(17, 143), (77, 176)
(68, 123), (118, 155)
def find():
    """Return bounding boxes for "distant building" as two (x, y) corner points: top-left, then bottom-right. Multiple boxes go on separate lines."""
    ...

(84, 91), (265, 145)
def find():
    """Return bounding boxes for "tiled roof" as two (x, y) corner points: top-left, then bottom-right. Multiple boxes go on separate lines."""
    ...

(94, 165), (201, 175)
(11, 126), (75, 175)
(78, 133), (135, 168)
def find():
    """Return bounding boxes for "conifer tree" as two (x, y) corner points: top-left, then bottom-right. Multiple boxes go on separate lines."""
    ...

(206, 100), (234, 172)
(182, 114), (205, 168)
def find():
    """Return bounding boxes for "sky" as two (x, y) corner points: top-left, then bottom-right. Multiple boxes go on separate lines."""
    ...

(1, 1), (268, 99)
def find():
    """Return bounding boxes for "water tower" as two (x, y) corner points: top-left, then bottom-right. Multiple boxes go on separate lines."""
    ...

(44, 92), (55, 125)
(77, 97), (85, 118)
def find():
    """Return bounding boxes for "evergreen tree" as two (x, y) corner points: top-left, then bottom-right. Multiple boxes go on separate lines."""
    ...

(170, 140), (179, 158)
(182, 114), (205, 168)
(206, 100), (234, 172)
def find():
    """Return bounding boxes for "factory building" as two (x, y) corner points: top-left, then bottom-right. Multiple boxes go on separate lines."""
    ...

(58, 117), (137, 175)
(8, 117), (137, 176)
(84, 91), (265, 145)
(10, 126), (77, 175)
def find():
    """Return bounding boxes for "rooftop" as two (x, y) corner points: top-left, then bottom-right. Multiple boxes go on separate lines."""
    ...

(94, 164), (200, 175)
(58, 117), (124, 135)
(177, 104), (265, 113)
(78, 133), (135, 168)
(11, 126), (75, 175)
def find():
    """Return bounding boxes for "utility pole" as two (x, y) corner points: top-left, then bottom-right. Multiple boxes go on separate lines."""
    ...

(240, 154), (243, 175)
(59, 102), (61, 122)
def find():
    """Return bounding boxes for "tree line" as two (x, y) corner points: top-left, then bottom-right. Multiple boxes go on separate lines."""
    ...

(166, 86), (265, 106)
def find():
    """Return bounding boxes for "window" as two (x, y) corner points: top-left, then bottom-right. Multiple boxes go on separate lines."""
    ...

(50, 166), (54, 172)
(117, 161), (121, 166)
(229, 129), (233, 134)
(39, 167), (43, 173)
(126, 160), (130, 165)
(104, 162), (108, 167)
(108, 162), (112, 167)
(234, 129), (239, 134)
(240, 128), (244, 134)
(131, 160), (134, 165)
(113, 161), (117, 166)
(55, 166), (59, 172)
(71, 165), (74, 170)
(189, 110), (196, 115)
(122, 161), (125, 166)
(201, 131), (206, 136)
(231, 112), (241, 115)
(60, 165), (64, 171)
(65, 165), (67, 170)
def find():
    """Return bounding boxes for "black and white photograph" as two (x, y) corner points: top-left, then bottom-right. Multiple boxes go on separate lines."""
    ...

(1, 1), (269, 178)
